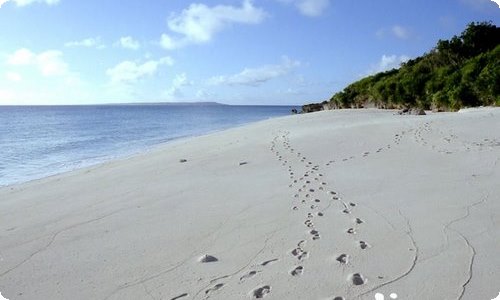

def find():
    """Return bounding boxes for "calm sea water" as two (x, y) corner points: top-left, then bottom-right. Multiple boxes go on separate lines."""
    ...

(0, 104), (296, 187)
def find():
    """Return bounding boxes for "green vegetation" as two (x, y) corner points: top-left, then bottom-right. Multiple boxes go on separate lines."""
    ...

(326, 22), (500, 112)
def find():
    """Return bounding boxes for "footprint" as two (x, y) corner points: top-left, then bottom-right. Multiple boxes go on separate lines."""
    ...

(347, 228), (356, 234)
(240, 270), (259, 281)
(199, 255), (218, 263)
(317, 212), (324, 217)
(205, 283), (224, 294)
(355, 218), (364, 224)
(351, 273), (365, 285)
(253, 285), (271, 298)
(292, 247), (301, 256)
(333, 297), (345, 300)
(342, 209), (351, 214)
(359, 241), (370, 250)
(292, 246), (309, 260)
(290, 266), (304, 276)
(298, 251), (309, 260)
(310, 229), (320, 240)
(349, 202), (356, 207)
(336, 254), (348, 264)
(170, 293), (188, 300)
(314, 199), (321, 203)
(261, 258), (278, 266)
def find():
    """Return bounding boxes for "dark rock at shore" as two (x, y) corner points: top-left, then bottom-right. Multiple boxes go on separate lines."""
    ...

(398, 108), (426, 115)
(301, 103), (324, 113)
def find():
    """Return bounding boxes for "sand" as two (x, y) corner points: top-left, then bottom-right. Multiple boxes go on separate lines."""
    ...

(0, 108), (499, 300)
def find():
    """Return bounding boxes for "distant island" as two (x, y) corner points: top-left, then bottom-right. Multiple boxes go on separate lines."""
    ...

(105, 101), (225, 106)
(303, 21), (499, 113)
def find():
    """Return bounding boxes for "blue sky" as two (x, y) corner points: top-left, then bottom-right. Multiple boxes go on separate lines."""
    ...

(0, 0), (499, 105)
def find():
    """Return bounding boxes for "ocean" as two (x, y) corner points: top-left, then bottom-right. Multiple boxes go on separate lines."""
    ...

(0, 104), (297, 187)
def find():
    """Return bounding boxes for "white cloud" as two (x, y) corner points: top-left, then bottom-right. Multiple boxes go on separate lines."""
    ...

(1, 0), (59, 7)
(160, 0), (267, 50)
(1, 48), (86, 105)
(65, 37), (104, 48)
(164, 73), (192, 99)
(7, 48), (34, 65)
(296, 0), (330, 17)
(392, 25), (409, 39)
(118, 36), (140, 50)
(5, 72), (22, 82)
(160, 34), (178, 50)
(196, 89), (215, 100)
(209, 56), (300, 86)
(106, 57), (174, 85)
(7, 48), (68, 77)
(36, 50), (68, 76)
(376, 25), (411, 39)
(277, 0), (331, 17)
(367, 54), (410, 75)
(461, 0), (499, 10)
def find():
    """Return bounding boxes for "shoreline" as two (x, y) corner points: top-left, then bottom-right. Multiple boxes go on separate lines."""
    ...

(1, 108), (499, 299)
(0, 111), (295, 189)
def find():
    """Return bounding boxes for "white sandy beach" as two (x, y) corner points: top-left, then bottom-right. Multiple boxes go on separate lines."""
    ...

(0, 108), (499, 300)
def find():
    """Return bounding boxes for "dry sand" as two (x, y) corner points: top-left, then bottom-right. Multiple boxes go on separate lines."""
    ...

(0, 108), (499, 300)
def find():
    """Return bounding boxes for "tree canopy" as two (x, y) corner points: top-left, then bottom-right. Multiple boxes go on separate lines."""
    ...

(325, 22), (500, 112)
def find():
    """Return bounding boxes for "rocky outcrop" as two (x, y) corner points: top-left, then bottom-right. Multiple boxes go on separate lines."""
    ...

(301, 102), (325, 113)
(398, 108), (426, 115)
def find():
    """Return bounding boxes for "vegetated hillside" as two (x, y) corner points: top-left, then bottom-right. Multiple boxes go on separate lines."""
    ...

(314, 22), (499, 112)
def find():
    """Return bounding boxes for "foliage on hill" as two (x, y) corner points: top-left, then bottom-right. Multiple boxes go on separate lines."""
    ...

(326, 22), (500, 111)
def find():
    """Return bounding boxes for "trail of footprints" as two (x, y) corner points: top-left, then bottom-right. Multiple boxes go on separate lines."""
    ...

(170, 256), (280, 299)
(270, 130), (373, 299)
(414, 121), (500, 154)
(171, 129), (389, 299)
(177, 122), (490, 299)
(323, 129), (408, 167)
